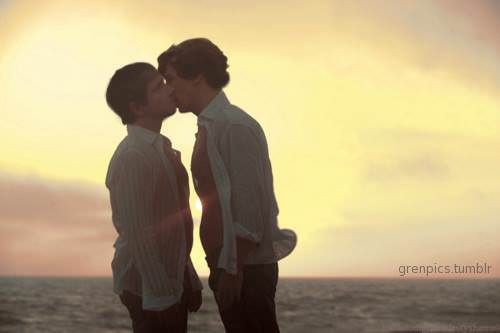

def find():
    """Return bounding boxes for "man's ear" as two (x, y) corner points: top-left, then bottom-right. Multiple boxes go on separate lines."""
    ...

(128, 101), (144, 119)
(193, 74), (205, 86)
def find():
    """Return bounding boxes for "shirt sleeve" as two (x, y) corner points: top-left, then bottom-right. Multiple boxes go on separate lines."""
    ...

(224, 125), (265, 243)
(110, 150), (175, 310)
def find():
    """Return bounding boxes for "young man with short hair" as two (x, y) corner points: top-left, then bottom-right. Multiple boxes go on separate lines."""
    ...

(105, 62), (202, 333)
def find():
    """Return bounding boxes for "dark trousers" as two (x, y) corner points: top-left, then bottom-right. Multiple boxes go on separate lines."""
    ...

(208, 263), (280, 333)
(119, 290), (188, 333)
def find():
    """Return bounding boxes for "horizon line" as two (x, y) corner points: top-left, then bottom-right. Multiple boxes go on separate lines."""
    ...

(1, 274), (499, 280)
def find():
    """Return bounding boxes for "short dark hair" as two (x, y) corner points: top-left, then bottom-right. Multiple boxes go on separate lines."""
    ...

(105, 62), (157, 125)
(157, 38), (230, 90)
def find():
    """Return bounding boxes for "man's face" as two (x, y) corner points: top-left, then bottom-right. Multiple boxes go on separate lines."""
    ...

(162, 64), (197, 113)
(143, 71), (176, 120)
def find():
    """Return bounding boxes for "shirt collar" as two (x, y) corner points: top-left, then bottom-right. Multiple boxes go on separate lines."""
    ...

(127, 124), (161, 145)
(198, 90), (230, 121)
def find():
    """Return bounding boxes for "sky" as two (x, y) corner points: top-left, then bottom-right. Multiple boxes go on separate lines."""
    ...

(0, 0), (499, 278)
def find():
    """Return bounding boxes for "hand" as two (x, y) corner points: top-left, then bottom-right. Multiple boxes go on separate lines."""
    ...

(186, 290), (202, 312)
(215, 270), (243, 311)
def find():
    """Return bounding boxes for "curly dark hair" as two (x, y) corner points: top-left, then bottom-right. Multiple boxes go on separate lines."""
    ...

(157, 38), (230, 90)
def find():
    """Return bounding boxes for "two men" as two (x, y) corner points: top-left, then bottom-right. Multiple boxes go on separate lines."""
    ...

(105, 39), (296, 333)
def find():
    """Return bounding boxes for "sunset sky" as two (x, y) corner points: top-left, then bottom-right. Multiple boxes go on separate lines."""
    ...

(1, 0), (499, 278)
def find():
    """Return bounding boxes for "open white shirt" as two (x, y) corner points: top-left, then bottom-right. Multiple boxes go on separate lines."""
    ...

(196, 91), (297, 274)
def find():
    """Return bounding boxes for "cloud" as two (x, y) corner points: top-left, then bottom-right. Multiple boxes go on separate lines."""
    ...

(364, 153), (450, 183)
(359, 128), (454, 183)
(312, 202), (500, 277)
(439, 0), (500, 52)
(0, 172), (113, 276)
(332, 0), (500, 95)
(358, 128), (500, 184)
(0, 173), (109, 223)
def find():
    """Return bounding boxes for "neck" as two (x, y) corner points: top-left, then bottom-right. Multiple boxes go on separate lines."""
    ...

(132, 117), (163, 133)
(192, 89), (220, 116)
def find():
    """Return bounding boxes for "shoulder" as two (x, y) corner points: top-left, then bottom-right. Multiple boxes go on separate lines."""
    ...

(105, 137), (152, 187)
(219, 121), (262, 158)
(217, 104), (264, 140)
(223, 103), (260, 128)
(111, 136), (151, 164)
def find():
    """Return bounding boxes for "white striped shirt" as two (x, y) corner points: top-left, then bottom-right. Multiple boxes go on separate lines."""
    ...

(105, 125), (202, 311)
(196, 91), (297, 274)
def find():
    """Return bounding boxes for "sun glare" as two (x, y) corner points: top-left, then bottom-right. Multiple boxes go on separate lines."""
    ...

(195, 198), (202, 212)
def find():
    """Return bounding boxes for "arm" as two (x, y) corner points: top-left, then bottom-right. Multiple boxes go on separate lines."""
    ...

(111, 150), (175, 310)
(215, 125), (265, 309)
(226, 124), (264, 261)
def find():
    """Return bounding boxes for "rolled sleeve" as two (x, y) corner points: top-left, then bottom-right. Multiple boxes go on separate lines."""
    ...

(111, 150), (175, 310)
(225, 125), (265, 243)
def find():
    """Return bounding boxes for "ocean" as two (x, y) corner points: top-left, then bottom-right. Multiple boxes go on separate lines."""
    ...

(0, 277), (499, 333)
